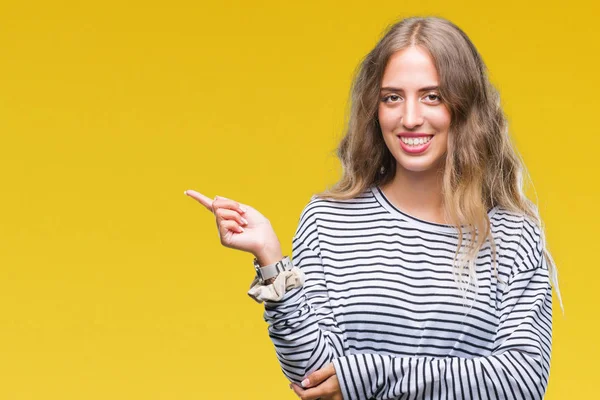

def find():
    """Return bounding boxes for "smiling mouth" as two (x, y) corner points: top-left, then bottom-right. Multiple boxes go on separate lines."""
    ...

(398, 135), (433, 146)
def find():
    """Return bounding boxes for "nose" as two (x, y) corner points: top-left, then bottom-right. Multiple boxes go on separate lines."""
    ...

(401, 98), (424, 129)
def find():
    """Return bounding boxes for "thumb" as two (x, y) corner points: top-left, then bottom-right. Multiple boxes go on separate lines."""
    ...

(301, 363), (335, 388)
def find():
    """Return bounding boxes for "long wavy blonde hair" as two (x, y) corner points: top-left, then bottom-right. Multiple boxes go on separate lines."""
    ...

(317, 16), (562, 307)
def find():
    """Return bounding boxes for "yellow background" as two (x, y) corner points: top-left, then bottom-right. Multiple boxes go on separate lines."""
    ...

(0, 0), (596, 398)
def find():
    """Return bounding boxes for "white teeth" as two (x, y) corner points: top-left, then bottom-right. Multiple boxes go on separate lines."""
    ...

(400, 136), (432, 146)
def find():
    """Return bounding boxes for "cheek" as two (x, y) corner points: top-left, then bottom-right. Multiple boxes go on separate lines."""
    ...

(428, 107), (451, 131)
(377, 107), (398, 132)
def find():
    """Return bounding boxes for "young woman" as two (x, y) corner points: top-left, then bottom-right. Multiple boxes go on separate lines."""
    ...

(186, 16), (560, 400)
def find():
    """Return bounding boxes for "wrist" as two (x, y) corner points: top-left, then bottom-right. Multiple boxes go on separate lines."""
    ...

(254, 243), (283, 267)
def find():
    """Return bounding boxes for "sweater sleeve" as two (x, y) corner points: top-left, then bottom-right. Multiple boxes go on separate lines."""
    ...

(332, 222), (553, 400)
(262, 225), (346, 383)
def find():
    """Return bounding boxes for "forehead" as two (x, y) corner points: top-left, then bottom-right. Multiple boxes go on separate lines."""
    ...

(381, 46), (440, 89)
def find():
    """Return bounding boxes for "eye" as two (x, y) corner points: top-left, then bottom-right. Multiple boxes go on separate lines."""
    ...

(382, 94), (402, 103)
(423, 93), (442, 103)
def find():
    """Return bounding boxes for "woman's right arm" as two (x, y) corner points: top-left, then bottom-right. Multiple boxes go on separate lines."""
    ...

(185, 191), (345, 384)
(263, 234), (346, 384)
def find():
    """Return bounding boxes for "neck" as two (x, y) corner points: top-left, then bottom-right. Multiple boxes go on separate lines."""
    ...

(381, 165), (446, 224)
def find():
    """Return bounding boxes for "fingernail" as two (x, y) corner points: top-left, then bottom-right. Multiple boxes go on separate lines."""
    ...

(240, 206), (248, 213)
(238, 226), (245, 233)
(183, 190), (187, 195)
(241, 217), (248, 225)
(301, 378), (309, 388)
(289, 383), (293, 389)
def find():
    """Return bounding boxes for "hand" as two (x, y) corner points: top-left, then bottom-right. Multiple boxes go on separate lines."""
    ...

(184, 190), (282, 263)
(290, 363), (342, 400)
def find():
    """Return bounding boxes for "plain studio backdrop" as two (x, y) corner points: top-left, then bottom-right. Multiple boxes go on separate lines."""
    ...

(0, 0), (597, 398)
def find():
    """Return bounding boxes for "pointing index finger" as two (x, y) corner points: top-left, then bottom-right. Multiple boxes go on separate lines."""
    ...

(184, 190), (214, 212)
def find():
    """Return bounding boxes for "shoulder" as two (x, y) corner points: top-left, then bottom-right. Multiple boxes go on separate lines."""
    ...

(293, 187), (376, 240)
(490, 206), (545, 272)
(298, 187), (376, 223)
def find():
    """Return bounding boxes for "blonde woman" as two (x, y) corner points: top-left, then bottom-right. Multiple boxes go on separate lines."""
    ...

(186, 16), (560, 400)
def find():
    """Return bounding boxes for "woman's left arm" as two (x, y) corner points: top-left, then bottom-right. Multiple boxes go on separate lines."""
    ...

(332, 263), (552, 400)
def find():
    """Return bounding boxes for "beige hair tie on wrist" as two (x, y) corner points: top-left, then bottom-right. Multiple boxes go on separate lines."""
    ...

(247, 267), (305, 303)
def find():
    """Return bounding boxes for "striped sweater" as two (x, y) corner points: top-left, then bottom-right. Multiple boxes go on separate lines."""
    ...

(263, 186), (553, 400)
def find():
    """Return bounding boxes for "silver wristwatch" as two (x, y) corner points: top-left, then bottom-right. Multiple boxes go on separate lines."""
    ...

(253, 256), (293, 284)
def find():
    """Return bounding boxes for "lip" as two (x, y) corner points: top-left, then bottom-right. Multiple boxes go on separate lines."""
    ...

(397, 132), (432, 137)
(397, 134), (433, 154)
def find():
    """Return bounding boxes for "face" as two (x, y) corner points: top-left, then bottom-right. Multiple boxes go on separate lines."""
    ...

(378, 45), (451, 175)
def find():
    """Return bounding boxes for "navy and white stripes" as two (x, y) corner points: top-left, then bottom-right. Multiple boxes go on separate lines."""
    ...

(263, 186), (552, 399)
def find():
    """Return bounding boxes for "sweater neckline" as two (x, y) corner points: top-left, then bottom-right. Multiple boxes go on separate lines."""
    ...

(371, 186), (498, 234)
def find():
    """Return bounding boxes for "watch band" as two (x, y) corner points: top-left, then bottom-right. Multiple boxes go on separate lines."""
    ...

(253, 256), (293, 283)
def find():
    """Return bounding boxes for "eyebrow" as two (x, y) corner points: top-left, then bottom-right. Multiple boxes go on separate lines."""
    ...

(380, 86), (440, 92)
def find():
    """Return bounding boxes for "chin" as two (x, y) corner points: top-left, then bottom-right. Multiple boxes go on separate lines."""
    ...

(395, 155), (445, 174)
